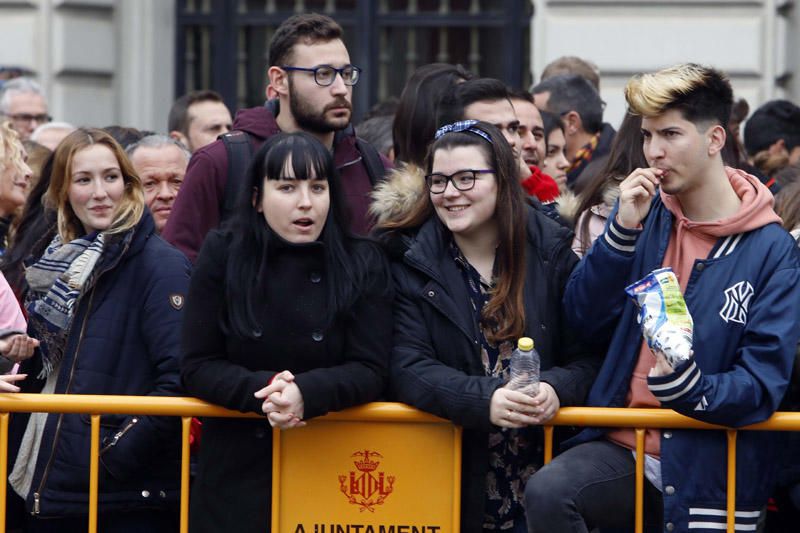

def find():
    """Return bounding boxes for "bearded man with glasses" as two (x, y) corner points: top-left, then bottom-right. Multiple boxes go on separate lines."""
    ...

(163, 13), (388, 262)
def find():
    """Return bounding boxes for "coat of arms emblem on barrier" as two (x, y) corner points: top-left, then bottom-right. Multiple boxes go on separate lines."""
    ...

(338, 449), (395, 512)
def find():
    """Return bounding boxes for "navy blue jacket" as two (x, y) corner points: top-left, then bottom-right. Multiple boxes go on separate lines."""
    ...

(564, 193), (800, 532)
(390, 206), (600, 533)
(12, 212), (191, 517)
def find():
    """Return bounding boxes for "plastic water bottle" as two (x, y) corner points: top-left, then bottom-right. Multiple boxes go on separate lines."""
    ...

(508, 337), (540, 397)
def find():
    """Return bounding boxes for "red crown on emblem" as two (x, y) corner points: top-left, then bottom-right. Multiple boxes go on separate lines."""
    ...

(352, 449), (382, 472)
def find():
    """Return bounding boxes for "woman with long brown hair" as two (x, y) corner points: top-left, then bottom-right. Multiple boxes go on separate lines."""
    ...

(381, 120), (598, 532)
(775, 179), (800, 241)
(568, 112), (646, 256)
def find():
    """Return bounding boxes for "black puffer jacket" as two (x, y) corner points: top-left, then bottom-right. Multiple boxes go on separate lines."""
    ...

(388, 205), (601, 532)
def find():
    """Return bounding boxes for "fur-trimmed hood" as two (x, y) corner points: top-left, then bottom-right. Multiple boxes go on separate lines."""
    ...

(556, 179), (620, 225)
(369, 163), (426, 226)
(555, 190), (581, 225)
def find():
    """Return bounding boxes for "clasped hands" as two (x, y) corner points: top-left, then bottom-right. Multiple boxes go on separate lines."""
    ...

(254, 370), (305, 430)
(489, 381), (560, 429)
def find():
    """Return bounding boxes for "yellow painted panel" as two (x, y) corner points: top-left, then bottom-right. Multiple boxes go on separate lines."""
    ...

(273, 418), (461, 533)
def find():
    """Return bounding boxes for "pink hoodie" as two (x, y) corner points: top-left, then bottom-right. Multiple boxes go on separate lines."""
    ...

(608, 167), (782, 457)
(0, 272), (25, 336)
(0, 272), (26, 374)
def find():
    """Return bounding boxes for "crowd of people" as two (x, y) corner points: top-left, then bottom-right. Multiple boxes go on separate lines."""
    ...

(0, 11), (799, 533)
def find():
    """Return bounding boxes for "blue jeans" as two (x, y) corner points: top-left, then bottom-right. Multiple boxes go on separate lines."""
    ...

(524, 439), (663, 533)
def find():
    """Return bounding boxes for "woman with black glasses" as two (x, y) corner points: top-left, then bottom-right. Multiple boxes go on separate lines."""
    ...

(376, 120), (599, 532)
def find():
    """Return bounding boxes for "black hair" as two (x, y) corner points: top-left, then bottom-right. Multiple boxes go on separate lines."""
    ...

(540, 110), (564, 140)
(355, 115), (394, 158)
(508, 88), (534, 104)
(436, 78), (512, 128)
(167, 90), (227, 134)
(667, 75), (732, 129)
(393, 63), (472, 167)
(222, 132), (387, 339)
(743, 99), (800, 156)
(268, 13), (343, 68)
(531, 74), (604, 134)
(102, 125), (156, 150)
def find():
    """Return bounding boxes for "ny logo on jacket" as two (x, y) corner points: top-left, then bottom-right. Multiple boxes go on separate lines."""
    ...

(719, 280), (754, 325)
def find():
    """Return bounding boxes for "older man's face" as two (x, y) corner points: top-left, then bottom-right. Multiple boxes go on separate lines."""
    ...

(130, 144), (188, 232)
(4, 92), (49, 141)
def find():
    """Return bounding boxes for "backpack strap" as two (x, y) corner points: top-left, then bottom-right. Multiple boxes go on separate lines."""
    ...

(220, 131), (254, 223)
(355, 136), (388, 186)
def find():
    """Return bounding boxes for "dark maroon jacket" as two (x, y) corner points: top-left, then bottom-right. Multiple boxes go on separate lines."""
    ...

(162, 101), (383, 262)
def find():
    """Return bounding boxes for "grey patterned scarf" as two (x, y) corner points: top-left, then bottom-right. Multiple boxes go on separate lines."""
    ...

(25, 232), (105, 378)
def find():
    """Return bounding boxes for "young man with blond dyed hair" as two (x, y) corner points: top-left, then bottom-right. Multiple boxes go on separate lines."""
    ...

(525, 63), (800, 532)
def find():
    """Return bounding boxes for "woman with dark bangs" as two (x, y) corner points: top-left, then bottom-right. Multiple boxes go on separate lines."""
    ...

(181, 132), (393, 533)
(382, 120), (598, 532)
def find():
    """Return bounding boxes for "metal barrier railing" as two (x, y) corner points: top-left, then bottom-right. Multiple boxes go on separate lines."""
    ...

(0, 394), (797, 533)
(0, 393), (261, 533)
(544, 408), (800, 533)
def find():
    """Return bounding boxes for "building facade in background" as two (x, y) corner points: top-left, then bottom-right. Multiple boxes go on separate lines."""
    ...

(0, 0), (796, 132)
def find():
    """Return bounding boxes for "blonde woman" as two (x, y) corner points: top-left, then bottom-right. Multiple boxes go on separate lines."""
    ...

(8, 128), (190, 532)
(0, 122), (33, 253)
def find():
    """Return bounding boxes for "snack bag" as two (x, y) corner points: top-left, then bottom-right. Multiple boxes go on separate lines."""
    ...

(625, 267), (694, 368)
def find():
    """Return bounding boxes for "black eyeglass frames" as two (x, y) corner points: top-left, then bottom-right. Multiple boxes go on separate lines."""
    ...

(280, 65), (361, 87)
(424, 169), (494, 194)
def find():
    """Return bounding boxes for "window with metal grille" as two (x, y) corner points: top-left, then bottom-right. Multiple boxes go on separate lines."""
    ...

(175, 0), (532, 120)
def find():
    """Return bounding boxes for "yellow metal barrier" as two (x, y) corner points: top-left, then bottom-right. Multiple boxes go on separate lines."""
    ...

(0, 394), (259, 533)
(271, 403), (461, 532)
(0, 394), (797, 533)
(545, 408), (800, 533)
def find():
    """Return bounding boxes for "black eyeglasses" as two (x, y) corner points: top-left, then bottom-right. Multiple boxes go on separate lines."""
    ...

(281, 64), (361, 87)
(6, 113), (51, 124)
(425, 169), (494, 194)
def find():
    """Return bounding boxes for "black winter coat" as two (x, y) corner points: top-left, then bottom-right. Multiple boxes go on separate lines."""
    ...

(180, 229), (393, 533)
(10, 212), (191, 517)
(389, 206), (600, 532)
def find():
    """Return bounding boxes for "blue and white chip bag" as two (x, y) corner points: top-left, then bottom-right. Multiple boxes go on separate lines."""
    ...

(625, 267), (694, 368)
